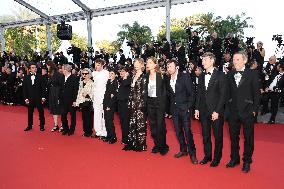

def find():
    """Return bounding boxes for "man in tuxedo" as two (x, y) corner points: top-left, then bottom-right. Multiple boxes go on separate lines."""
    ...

(60, 64), (79, 136)
(226, 51), (260, 173)
(117, 66), (131, 144)
(195, 52), (227, 167)
(23, 62), (46, 131)
(262, 63), (284, 124)
(166, 59), (198, 164)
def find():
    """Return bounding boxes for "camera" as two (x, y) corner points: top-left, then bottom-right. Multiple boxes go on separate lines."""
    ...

(87, 47), (94, 54)
(185, 27), (192, 35)
(272, 34), (283, 47)
(245, 37), (255, 48)
(126, 41), (134, 47)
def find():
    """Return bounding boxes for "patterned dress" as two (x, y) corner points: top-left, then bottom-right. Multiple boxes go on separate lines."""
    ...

(127, 74), (147, 151)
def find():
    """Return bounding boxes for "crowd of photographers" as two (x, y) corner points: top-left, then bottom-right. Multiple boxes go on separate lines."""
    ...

(0, 30), (284, 123)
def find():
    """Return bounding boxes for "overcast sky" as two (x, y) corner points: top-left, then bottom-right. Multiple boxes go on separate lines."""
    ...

(1, 0), (283, 60)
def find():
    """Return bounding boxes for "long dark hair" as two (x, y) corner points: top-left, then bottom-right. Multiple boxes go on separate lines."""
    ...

(46, 60), (57, 77)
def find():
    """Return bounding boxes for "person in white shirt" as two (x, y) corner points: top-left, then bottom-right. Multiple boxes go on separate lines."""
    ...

(91, 59), (109, 139)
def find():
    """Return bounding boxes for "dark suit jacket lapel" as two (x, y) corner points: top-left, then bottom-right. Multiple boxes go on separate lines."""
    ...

(238, 68), (249, 88)
(175, 72), (182, 93)
(156, 73), (161, 95)
(207, 69), (217, 91)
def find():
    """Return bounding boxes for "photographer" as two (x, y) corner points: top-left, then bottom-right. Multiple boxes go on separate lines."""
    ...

(188, 30), (200, 62)
(67, 44), (82, 67)
(253, 41), (265, 70)
(160, 38), (171, 59)
(141, 43), (155, 61)
(211, 32), (222, 68)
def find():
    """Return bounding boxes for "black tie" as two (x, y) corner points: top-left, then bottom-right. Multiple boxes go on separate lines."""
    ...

(236, 71), (243, 75)
(205, 72), (211, 75)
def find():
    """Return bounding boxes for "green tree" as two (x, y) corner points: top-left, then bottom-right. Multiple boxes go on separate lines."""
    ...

(95, 40), (116, 54)
(157, 12), (253, 42)
(70, 33), (88, 51)
(116, 21), (152, 46)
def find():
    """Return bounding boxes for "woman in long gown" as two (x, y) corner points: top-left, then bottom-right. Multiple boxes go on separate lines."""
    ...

(123, 58), (147, 152)
(46, 60), (64, 132)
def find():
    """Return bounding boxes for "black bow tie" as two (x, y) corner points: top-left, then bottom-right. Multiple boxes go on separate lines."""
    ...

(30, 74), (35, 76)
(235, 71), (244, 75)
(205, 72), (212, 75)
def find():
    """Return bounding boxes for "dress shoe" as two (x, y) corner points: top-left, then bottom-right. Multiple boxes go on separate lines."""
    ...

(40, 127), (45, 131)
(199, 157), (212, 165)
(108, 138), (117, 144)
(24, 126), (32, 131)
(91, 134), (100, 138)
(226, 160), (240, 168)
(210, 160), (220, 167)
(267, 120), (275, 124)
(82, 133), (92, 137)
(151, 146), (159, 154)
(122, 145), (133, 151)
(174, 151), (188, 158)
(242, 163), (250, 173)
(99, 136), (107, 140)
(51, 125), (59, 132)
(102, 137), (110, 142)
(62, 130), (69, 135)
(68, 131), (74, 136)
(190, 155), (198, 164)
(160, 149), (169, 156)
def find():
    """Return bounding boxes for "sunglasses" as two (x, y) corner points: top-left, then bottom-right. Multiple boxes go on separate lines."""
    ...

(82, 73), (89, 75)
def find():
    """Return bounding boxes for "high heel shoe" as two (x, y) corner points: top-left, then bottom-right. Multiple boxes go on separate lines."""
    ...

(51, 125), (59, 132)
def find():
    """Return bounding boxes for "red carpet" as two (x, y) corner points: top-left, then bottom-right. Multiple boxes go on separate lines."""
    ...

(0, 105), (284, 189)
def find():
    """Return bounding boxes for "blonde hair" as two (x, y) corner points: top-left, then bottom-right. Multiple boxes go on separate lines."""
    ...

(134, 58), (145, 72)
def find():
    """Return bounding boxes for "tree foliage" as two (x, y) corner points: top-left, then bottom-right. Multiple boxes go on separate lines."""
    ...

(95, 40), (116, 54)
(158, 12), (254, 42)
(116, 21), (152, 46)
(70, 33), (88, 51)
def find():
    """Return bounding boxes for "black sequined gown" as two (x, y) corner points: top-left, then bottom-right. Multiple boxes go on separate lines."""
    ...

(127, 74), (147, 151)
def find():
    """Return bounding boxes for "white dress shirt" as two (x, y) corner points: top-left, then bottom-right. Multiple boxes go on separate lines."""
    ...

(170, 72), (178, 93)
(234, 67), (245, 87)
(269, 73), (283, 91)
(64, 73), (71, 82)
(31, 74), (35, 85)
(148, 76), (157, 97)
(205, 68), (214, 90)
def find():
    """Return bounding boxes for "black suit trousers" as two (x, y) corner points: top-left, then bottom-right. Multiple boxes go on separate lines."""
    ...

(81, 107), (93, 135)
(262, 92), (280, 121)
(200, 115), (224, 161)
(61, 104), (76, 132)
(172, 106), (196, 155)
(27, 100), (45, 127)
(117, 100), (130, 143)
(104, 109), (116, 139)
(147, 97), (169, 151)
(228, 113), (254, 164)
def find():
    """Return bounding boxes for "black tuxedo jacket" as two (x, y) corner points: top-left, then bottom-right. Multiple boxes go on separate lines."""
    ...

(166, 72), (195, 111)
(23, 74), (46, 101)
(145, 72), (167, 112)
(227, 68), (260, 119)
(103, 79), (118, 109)
(195, 69), (227, 117)
(117, 77), (131, 101)
(60, 74), (79, 106)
